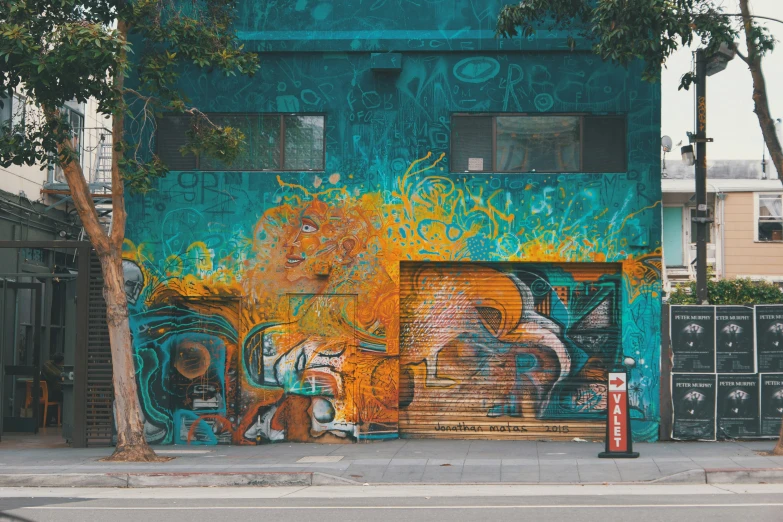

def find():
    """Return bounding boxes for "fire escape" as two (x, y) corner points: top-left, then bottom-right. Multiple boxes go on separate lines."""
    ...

(41, 127), (114, 234)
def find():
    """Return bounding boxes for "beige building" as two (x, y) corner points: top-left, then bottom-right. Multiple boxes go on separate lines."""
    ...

(723, 189), (783, 279)
(1, 92), (111, 206)
(662, 159), (783, 291)
(0, 89), (111, 443)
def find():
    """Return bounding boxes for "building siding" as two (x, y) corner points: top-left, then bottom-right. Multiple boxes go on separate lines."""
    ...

(723, 192), (783, 278)
(124, 0), (662, 444)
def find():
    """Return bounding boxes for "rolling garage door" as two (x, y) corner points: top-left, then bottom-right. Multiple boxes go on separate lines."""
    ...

(399, 262), (622, 440)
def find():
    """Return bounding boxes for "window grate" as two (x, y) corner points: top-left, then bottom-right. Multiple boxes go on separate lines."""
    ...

(156, 113), (325, 172)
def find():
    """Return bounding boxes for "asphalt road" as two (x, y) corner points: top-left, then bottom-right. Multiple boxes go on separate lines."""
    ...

(1, 484), (782, 522)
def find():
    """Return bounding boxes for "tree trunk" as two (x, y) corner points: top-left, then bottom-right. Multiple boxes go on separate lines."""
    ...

(775, 422), (783, 456)
(739, 0), (783, 179)
(46, 19), (164, 462)
(100, 249), (160, 461)
(100, 19), (164, 462)
(739, 0), (783, 455)
(52, 135), (162, 461)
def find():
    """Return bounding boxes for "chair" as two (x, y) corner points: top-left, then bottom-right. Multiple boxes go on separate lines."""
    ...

(39, 381), (61, 428)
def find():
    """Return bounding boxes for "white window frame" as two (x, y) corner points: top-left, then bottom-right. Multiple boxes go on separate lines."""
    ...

(753, 192), (783, 242)
(0, 90), (11, 127)
(1, 90), (26, 133)
(52, 105), (86, 180)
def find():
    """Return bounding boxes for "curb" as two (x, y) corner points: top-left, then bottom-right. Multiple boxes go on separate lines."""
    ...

(650, 468), (783, 484)
(649, 469), (707, 484)
(0, 471), (357, 488)
(0, 469), (782, 487)
(705, 468), (783, 484)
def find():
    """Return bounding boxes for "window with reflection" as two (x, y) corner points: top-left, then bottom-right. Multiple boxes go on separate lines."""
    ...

(496, 116), (580, 172)
(758, 194), (783, 242)
(451, 114), (626, 173)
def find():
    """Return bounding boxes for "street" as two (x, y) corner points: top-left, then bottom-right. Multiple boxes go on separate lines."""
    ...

(1, 484), (783, 522)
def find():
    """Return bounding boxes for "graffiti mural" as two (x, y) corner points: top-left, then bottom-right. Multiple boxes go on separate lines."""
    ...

(399, 262), (622, 438)
(125, 1), (662, 444)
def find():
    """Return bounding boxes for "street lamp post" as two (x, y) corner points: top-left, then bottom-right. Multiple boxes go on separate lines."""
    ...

(691, 44), (735, 304)
(694, 49), (709, 304)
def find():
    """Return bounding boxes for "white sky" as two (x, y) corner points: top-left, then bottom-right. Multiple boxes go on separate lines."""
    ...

(661, 0), (783, 160)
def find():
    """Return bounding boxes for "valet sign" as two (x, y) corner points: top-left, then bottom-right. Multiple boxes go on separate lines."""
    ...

(608, 374), (629, 450)
(598, 372), (639, 459)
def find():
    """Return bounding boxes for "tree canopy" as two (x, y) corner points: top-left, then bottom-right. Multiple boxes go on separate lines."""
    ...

(0, 0), (259, 190)
(497, 0), (769, 83)
(0, 0), (259, 461)
(496, 0), (781, 177)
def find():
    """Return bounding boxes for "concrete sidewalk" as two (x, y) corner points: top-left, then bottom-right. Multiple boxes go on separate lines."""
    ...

(0, 439), (782, 487)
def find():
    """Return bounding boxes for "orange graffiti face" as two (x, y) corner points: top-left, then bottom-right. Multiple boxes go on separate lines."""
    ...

(284, 201), (337, 269)
(247, 198), (370, 298)
(283, 200), (343, 283)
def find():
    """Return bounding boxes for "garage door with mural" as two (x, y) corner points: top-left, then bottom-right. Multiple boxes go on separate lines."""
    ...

(400, 262), (622, 440)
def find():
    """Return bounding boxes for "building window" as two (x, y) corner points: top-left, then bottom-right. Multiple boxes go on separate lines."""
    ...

(0, 91), (26, 136)
(156, 113), (325, 172)
(52, 105), (85, 181)
(63, 106), (84, 157)
(757, 193), (783, 242)
(0, 92), (9, 127)
(451, 114), (626, 173)
(689, 207), (712, 243)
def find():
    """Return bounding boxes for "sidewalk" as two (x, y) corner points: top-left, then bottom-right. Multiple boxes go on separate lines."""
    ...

(1, 439), (782, 487)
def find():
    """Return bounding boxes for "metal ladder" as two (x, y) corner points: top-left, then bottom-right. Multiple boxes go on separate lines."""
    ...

(92, 134), (112, 185)
(78, 132), (114, 240)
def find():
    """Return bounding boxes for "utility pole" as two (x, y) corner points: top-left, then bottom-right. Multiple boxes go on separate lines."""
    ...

(694, 49), (709, 305)
(688, 44), (733, 303)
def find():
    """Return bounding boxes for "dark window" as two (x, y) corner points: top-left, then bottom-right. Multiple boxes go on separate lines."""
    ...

(451, 114), (627, 173)
(451, 116), (493, 172)
(582, 116), (626, 173)
(156, 114), (197, 170)
(156, 113), (325, 172)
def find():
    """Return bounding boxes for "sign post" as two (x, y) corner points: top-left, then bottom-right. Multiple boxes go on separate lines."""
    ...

(598, 370), (639, 458)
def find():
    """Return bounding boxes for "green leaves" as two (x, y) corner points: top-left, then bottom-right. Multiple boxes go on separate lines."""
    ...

(496, 0), (742, 82)
(180, 112), (247, 167)
(119, 153), (169, 194)
(669, 278), (783, 305)
(496, 0), (592, 40)
(0, 0), (259, 194)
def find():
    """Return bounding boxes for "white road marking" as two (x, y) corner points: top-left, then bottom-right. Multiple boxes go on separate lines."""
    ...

(18, 503), (783, 511)
(1, 484), (782, 500)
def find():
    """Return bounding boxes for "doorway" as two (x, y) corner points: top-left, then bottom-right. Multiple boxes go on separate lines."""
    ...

(663, 207), (684, 267)
(1, 281), (44, 435)
(0, 241), (88, 448)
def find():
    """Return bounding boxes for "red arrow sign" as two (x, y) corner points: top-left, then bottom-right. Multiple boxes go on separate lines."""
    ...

(610, 377), (625, 387)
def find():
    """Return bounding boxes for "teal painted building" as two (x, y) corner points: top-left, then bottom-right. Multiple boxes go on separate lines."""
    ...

(125, 0), (662, 445)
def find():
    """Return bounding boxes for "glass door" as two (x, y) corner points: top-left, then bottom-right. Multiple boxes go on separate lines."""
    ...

(1, 280), (43, 434)
(663, 207), (684, 267)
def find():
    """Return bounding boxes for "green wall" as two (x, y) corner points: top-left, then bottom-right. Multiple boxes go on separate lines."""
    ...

(125, 0), (662, 445)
